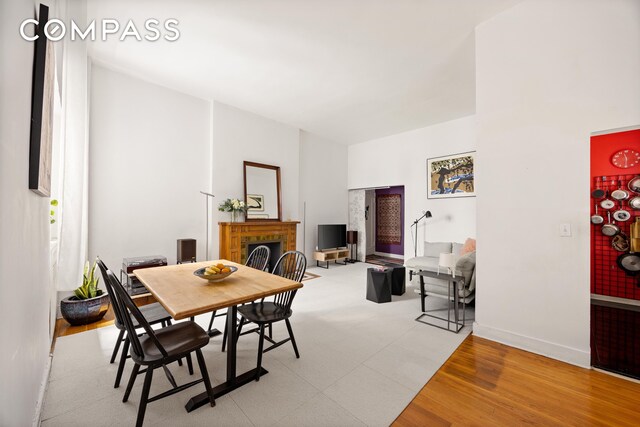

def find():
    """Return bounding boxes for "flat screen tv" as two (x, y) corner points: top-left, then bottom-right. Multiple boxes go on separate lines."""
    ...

(318, 224), (347, 250)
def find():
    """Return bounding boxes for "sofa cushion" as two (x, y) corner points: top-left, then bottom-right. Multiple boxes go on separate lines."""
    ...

(423, 283), (474, 299)
(456, 250), (476, 288)
(405, 256), (439, 270)
(424, 241), (452, 258)
(468, 267), (476, 293)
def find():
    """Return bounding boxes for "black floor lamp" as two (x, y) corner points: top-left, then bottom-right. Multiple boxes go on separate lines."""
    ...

(347, 230), (358, 263)
(411, 211), (432, 258)
(409, 211), (432, 281)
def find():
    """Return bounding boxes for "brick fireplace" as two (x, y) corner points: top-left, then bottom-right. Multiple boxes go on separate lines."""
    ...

(218, 221), (299, 266)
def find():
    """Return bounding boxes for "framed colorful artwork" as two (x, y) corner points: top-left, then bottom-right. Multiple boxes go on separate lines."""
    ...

(427, 151), (475, 199)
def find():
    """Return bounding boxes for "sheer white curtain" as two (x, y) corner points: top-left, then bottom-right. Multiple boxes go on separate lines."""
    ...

(54, 0), (90, 292)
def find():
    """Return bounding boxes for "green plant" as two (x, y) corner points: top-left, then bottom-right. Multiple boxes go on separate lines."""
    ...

(218, 198), (247, 213)
(74, 259), (101, 300)
(50, 199), (58, 224)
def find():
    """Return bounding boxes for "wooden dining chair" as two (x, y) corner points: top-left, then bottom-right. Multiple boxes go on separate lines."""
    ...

(207, 245), (271, 350)
(236, 250), (306, 380)
(96, 259), (189, 389)
(106, 268), (216, 427)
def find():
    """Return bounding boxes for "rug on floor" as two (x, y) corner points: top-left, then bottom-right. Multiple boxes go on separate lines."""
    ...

(365, 255), (404, 267)
(41, 263), (471, 427)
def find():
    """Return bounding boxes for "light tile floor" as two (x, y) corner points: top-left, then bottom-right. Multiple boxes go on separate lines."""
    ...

(41, 262), (472, 426)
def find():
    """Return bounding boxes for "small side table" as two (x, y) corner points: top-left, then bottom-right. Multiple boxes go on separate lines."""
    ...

(389, 266), (406, 295)
(414, 269), (466, 333)
(366, 268), (392, 303)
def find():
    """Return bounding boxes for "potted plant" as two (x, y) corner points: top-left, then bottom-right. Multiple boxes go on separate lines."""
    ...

(60, 259), (111, 326)
(218, 198), (247, 222)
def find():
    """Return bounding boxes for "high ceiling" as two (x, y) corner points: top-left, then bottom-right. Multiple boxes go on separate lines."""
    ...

(86, 0), (520, 144)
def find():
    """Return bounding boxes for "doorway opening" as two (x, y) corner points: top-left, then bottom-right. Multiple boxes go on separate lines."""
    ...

(365, 186), (405, 267)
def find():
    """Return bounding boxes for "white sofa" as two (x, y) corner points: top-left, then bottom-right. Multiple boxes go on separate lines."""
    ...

(404, 241), (476, 304)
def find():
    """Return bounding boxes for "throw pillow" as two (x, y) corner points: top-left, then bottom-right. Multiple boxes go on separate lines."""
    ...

(461, 238), (476, 255)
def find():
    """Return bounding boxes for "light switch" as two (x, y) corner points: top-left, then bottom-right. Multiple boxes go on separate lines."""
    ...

(560, 223), (571, 237)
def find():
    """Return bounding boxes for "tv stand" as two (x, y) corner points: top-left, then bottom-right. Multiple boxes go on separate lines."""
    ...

(314, 248), (349, 269)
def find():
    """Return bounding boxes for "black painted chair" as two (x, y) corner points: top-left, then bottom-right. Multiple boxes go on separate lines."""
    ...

(96, 259), (188, 388)
(106, 268), (215, 427)
(236, 250), (306, 380)
(207, 245), (271, 350)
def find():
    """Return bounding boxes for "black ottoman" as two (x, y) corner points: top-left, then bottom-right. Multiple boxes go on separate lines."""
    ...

(366, 268), (392, 303)
(389, 266), (406, 296)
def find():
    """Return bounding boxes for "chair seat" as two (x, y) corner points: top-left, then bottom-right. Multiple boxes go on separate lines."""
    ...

(115, 302), (171, 329)
(238, 302), (292, 324)
(137, 321), (210, 364)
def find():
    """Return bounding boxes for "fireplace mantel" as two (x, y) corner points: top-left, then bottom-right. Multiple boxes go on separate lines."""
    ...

(219, 221), (299, 265)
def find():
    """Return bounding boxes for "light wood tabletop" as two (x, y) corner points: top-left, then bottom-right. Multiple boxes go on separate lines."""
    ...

(134, 260), (303, 320)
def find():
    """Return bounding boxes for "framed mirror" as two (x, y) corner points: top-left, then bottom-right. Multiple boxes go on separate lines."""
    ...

(244, 161), (282, 221)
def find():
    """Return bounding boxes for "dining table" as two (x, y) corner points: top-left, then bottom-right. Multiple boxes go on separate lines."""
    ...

(134, 259), (303, 412)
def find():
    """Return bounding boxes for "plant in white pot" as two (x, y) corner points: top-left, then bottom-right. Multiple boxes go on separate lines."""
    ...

(218, 198), (247, 222)
(60, 259), (111, 326)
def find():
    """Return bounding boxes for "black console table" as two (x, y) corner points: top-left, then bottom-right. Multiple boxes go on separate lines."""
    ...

(414, 269), (467, 333)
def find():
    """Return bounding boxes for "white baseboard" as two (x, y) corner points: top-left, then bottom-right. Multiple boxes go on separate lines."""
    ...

(472, 322), (591, 368)
(32, 354), (53, 427)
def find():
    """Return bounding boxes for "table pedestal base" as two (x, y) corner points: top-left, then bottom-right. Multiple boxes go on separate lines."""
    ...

(206, 328), (222, 338)
(185, 367), (269, 412)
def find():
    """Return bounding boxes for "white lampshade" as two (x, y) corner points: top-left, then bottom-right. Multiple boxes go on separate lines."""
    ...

(438, 253), (457, 277)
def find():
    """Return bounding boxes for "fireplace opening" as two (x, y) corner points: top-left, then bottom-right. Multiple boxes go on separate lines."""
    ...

(247, 241), (282, 272)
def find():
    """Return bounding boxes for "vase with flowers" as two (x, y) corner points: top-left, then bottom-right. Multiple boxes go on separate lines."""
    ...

(218, 198), (247, 222)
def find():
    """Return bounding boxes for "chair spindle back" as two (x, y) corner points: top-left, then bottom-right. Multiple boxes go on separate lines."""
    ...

(271, 251), (306, 309)
(105, 269), (169, 359)
(246, 245), (270, 271)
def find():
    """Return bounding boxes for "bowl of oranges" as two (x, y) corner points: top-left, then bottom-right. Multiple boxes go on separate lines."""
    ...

(194, 263), (238, 283)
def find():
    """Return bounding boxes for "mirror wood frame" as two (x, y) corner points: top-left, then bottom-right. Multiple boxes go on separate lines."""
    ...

(243, 161), (282, 222)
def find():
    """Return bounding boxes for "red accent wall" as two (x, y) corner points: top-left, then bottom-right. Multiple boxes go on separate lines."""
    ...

(591, 129), (640, 176)
(590, 129), (640, 300)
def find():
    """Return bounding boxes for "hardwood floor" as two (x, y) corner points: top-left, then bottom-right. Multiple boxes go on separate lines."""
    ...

(393, 335), (640, 426)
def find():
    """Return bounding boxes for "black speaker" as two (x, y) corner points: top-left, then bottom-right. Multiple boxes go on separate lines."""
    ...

(177, 239), (196, 263)
(347, 230), (358, 263)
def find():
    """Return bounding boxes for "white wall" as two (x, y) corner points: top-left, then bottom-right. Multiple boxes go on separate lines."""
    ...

(0, 0), (53, 424)
(474, 0), (640, 366)
(88, 78), (347, 266)
(210, 102), (301, 258)
(89, 66), (211, 270)
(299, 131), (349, 260)
(348, 115), (476, 257)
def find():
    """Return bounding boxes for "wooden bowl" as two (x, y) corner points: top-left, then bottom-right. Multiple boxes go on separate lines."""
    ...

(193, 265), (238, 283)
